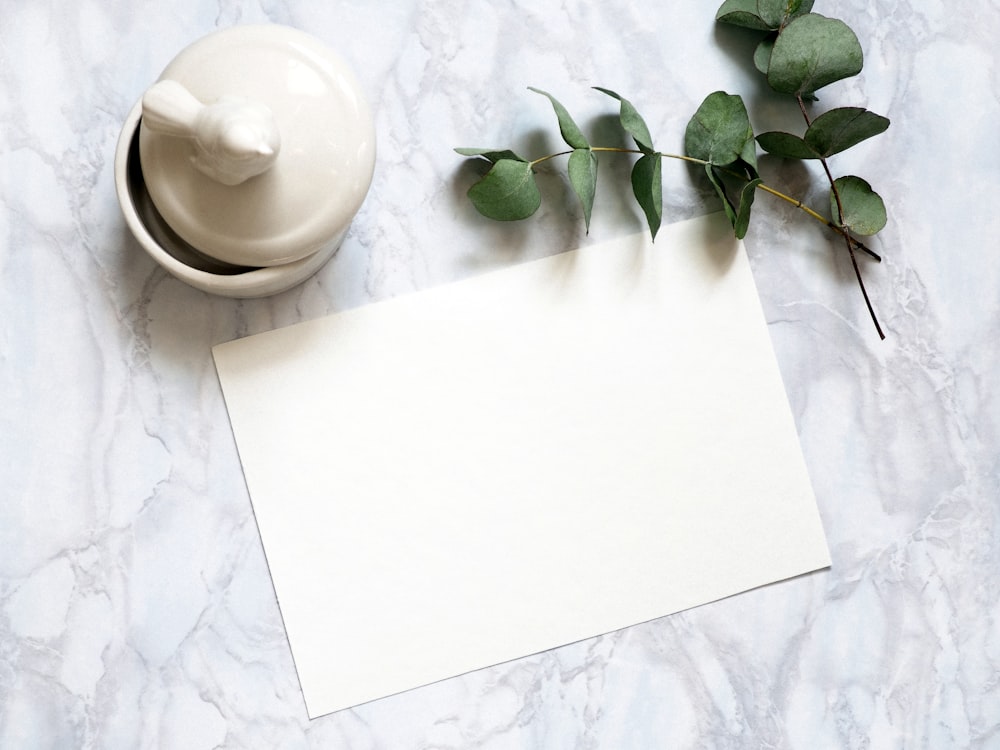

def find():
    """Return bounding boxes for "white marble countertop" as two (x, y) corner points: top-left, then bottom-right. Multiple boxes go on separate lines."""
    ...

(2, 1), (998, 747)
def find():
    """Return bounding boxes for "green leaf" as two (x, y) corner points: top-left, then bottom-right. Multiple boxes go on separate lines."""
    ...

(716, 0), (814, 30)
(804, 107), (890, 158)
(716, 0), (771, 30)
(593, 87), (654, 153)
(735, 177), (763, 238)
(756, 130), (820, 159)
(702, 165), (761, 238)
(467, 159), (541, 221)
(568, 148), (599, 232)
(454, 147), (528, 164)
(757, 0), (815, 29)
(767, 14), (863, 96)
(759, 108), (890, 161)
(786, 0), (815, 13)
(684, 91), (755, 167)
(832, 176), (886, 235)
(705, 165), (738, 227)
(528, 87), (589, 150)
(630, 153), (662, 240)
(740, 131), (760, 176)
(754, 34), (776, 75)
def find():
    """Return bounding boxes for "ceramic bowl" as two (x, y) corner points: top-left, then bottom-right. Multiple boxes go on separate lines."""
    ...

(114, 25), (376, 298)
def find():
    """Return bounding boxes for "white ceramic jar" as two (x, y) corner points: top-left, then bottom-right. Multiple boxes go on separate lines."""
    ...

(114, 24), (376, 297)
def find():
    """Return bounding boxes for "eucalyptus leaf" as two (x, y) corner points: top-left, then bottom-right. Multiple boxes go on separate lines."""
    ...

(757, 130), (820, 159)
(594, 87), (654, 153)
(715, 0), (771, 30)
(568, 148), (599, 232)
(756, 0), (815, 29)
(685, 91), (755, 167)
(754, 34), (776, 75)
(454, 147), (528, 164)
(631, 153), (662, 240)
(740, 131), (760, 176)
(735, 177), (763, 239)
(467, 159), (541, 221)
(832, 176), (886, 235)
(767, 14), (863, 95)
(805, 107), (890, 158)
(716, 0), (813, 30)
(528, 87), (590, 150)
(705, 165), (738, 227)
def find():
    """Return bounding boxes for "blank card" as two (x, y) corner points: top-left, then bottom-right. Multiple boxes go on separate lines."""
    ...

(212, 213), (830, 718)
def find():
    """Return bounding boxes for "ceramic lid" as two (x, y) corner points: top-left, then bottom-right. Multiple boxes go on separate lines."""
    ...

(139, 24), (375, 268)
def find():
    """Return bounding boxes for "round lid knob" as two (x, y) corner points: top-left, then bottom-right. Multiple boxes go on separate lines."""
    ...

(139, 25), (376, 268)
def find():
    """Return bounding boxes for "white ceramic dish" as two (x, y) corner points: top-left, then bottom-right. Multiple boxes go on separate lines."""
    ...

(114, 25), (375, 298)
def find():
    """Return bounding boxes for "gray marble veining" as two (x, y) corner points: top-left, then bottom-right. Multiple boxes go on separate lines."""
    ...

(1, 0), (998, 747)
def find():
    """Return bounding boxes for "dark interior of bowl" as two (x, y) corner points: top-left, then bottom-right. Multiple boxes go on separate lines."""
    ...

(125, 122), (258, 276)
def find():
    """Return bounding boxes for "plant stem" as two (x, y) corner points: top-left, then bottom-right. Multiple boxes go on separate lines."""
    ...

(531, 147), (881, 261)
(752, 183), (880, 261)
(797, 95), (885, 339)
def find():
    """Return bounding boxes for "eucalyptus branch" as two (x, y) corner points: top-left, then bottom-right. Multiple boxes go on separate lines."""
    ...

(455, 1), (891, 338)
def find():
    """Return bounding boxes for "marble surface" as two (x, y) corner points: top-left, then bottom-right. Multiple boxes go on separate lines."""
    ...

(1, 0), (998, 747)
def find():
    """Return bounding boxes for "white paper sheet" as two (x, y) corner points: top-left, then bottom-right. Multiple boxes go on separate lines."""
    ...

(212, 213), (830, 718)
